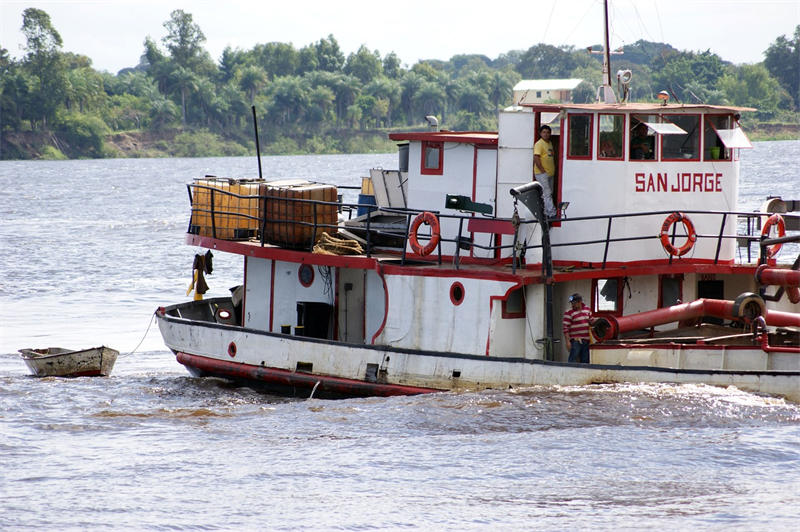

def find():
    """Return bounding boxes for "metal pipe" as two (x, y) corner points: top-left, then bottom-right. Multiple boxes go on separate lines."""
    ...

(592, 293), (767, 340)
(756, 265), (800, 287)
(765, 309), (800, 328)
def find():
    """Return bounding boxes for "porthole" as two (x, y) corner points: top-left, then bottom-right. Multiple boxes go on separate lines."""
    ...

(298, 264), (314, 287)
(450, 282), (465, 305)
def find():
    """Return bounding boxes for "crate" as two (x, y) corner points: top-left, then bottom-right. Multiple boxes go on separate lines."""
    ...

(189, 178), (263, 240)
(261, 180), (338, 248)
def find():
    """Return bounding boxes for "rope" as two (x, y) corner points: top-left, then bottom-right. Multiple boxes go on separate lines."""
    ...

(119, 311), (157, 358)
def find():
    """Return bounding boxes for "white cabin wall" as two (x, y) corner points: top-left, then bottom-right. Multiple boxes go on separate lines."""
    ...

(272, 261), (333, 332)
(375, 275), (517, 355)
(365, 269), (386, 343)
(523, 284), (547, 360)
(244, 256), (271, 330)
(497, 110), (534, 219)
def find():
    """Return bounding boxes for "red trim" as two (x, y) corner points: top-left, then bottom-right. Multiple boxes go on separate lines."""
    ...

(175, 352), (439, 397)
(450, 282), (465, 305)
(566, 113), (593, 160)
(242, 256), (249, 328)
(420, 141), (444, 175)
(269, 259), (275, 332)
(389, 131), (498, 145)
(591, 343), (796, 352)
(371, 264), (389, 344)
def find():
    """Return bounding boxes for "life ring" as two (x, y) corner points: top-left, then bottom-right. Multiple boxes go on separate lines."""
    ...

(409, 211), (441, 256)
(761, 214), (786, 258)
(660, 212), (696, 257)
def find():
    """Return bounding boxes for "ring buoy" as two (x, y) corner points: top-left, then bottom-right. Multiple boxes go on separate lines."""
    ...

(660, 212), (696, 257)
(761, 214), (786, 258)
(409, 211), (441, 256)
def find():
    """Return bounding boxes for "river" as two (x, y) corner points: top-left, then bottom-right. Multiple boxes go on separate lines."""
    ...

(1, 144), (799, 530)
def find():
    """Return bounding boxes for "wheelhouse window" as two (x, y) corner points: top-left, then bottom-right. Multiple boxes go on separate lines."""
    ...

(598, 114), (624, 160)
(630, 117), (656, 160)
(567, 113), (592, 159)
(592, 278), (623, 316)
(661, 114), (700, 161)
(420, 141), (443, 175)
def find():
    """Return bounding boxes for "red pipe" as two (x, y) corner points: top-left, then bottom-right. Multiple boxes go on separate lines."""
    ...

(593, 294), (766, 340)
(756, 265), (800, 303)
(765, 309), (800, 328)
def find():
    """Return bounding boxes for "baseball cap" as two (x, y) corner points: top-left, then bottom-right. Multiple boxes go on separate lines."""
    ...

(569, 293), (582, 302)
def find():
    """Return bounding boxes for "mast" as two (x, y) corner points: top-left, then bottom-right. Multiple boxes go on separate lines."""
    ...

(593, 0), (619, 103)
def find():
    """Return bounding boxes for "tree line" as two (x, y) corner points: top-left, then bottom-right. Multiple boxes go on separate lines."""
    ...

(1, 8), (798, 159)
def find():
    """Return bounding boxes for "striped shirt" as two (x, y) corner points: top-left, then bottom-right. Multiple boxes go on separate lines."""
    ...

(563, 304), (592, 341)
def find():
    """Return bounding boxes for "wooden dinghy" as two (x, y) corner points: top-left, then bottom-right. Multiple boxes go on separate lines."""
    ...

(18, 346), (119, 377)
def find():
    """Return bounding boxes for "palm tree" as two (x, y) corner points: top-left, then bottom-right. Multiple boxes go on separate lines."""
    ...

(168, 66), (198, 125)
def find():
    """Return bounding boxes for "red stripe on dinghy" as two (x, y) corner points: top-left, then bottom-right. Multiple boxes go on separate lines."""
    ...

(175, 352), (440, 397)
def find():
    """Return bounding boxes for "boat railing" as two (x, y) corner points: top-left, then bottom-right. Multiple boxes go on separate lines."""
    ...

(185, 182), (800, 269)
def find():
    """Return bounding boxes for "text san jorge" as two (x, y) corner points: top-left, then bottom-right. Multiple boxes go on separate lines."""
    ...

(634, 172), (723, 193)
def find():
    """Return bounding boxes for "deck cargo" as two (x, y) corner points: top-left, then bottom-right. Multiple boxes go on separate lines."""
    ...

(190, 178), (263, 240)
(260, 180), (338, 248)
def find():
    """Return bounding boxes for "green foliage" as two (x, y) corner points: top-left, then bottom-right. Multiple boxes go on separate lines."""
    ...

(40, 145), (67, 159)
(764, 26), (800, 109)
(55, 112), (110, 157)
(2, 7), (797, 160)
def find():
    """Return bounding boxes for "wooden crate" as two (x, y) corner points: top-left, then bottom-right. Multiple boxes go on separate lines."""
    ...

(261, 180), (338, 248)
(190, 178), (263, 240)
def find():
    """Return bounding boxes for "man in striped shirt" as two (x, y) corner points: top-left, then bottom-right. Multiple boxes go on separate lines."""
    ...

(563, 293), (592, 363)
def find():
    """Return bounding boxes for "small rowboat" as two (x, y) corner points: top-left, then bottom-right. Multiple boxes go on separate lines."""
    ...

(18, 346), (119, 377)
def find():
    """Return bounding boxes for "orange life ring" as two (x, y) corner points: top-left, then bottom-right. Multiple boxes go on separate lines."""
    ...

(660, 212), (697, 257)
(409, 211), (441, 256)
(761, 214), (786, 258)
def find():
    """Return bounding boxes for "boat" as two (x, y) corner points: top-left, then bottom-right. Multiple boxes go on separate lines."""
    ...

(18, 346), (119, 377)
(156, 4), (800, 401)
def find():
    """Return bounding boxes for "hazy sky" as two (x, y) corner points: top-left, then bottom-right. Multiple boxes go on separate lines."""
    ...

(2, 0), (799, 74)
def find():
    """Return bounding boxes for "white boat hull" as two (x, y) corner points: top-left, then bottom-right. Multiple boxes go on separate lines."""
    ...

(156, 312), (800, 402)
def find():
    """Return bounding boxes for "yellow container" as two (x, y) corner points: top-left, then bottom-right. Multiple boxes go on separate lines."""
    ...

(190, 178), (263, 240)
(361, 177), (374, 195)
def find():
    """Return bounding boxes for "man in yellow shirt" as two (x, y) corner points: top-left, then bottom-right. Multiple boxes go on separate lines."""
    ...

(533, 124), (557, 218)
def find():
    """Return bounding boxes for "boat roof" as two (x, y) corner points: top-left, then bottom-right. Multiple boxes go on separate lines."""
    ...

(522, 102), (757, 114)
(388, 131), (498, 145)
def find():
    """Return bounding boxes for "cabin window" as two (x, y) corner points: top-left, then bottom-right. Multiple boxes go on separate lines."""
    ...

(598, 114), (624, 160)
(659, 274), (683, 308)
(501, 287), (526, 319)
(420, 141), (444, 175)
(592, 278), (623, 316)
(450, 282), (465, 305)
(661, 114), (700, 161)
(567, 114), (592, 159)
(704, 115), (732, 161)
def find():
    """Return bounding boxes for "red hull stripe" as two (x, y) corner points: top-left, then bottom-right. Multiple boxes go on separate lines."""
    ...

(175, 352), (440, 397)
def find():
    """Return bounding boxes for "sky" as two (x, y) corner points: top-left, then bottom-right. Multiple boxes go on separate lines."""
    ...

(2, 0), (799, 74)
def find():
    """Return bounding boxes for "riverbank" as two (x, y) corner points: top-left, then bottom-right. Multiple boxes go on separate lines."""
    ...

(1, 122), (797, 160)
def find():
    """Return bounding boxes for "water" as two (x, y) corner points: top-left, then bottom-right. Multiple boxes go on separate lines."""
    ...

(1, 144), (800, 530)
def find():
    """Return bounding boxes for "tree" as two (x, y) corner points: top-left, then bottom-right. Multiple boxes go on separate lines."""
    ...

(315, 35), (344, 72)
(383, 52), (402, 79)
(344, 45), (382, 84)
(238, 65), (268, 104)
(21, 8), (67, 128)
(253, 42), (299, 79)
(162, 9), (206, 69)
(718, 64), (784, 116)
(168, 66), (199, 125)
(764, 26), (800, 109)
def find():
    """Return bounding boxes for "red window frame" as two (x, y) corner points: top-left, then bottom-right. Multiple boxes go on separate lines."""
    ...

(566, 113), (593, 160)
(420, 141), (444, 175)
(597, 113), (625, 161)
(660, 114), (701, 162)
(591, 278), (624, 317)
(501, 287), (526, 319)
(658, 274), (684, 308)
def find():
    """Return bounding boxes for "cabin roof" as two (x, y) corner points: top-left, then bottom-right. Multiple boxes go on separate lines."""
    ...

(521, 102), (757, 114)
(513, 79), (584, 91)
(388, 131), (498, 145)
